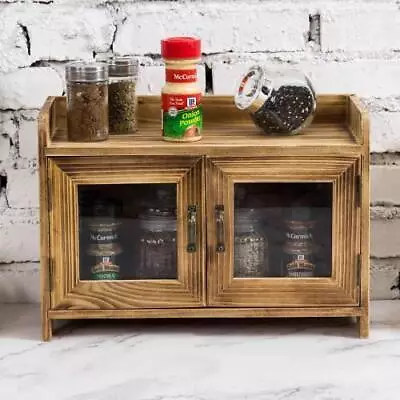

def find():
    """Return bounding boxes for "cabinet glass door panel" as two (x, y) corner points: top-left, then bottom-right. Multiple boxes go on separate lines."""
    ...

(49, 156), (204, 310)
(79, 184), (177, 281)
(208, 157), (360, 308)
(233, 182), (332, 279)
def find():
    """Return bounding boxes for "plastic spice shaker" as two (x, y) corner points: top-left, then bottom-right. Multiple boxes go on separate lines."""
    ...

(161, 37), (203, 142)
(234, 65), (317, 135)
(108, 56), (139, 134)
(66, 62), (109, 142)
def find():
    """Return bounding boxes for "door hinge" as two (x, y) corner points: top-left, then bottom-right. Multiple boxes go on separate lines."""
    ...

(356, 254), (361, 285)
(356, 175), (362, 208)
(48, 257), (53, 292)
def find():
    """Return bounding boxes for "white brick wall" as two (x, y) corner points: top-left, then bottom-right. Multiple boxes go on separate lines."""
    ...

(1, 0), (400, 302)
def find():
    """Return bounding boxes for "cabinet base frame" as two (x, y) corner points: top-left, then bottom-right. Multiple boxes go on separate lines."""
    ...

(46, 307), (368, 340)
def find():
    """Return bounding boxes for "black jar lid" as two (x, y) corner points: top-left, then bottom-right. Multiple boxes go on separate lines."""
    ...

(108, 56), (139, 78)
(65, 62), (108, 83)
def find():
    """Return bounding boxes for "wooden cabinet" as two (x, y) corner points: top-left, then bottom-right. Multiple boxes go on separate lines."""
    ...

(39, 95), (370, 341)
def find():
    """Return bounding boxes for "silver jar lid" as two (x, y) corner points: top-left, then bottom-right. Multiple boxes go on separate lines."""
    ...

(65, 62), (108, 83)
(234, 65), (269, 113)
(108, 56), (139, 78)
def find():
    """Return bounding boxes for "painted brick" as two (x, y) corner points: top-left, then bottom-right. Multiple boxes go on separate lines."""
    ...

(0, 135), (10, 162)
(136, 65), (206, 95)
(0, 67), (63, 109)
(24, 5), (114, 62)
(371, 258), (400, 300)
(371, 218), (400, 258)
(322, 5), (400, 52)
(0, 112), (17, 141)
(371, 165), (400, 205)
(0, 210), (39, 263)
(0, 263), (39, 303)
(370, 112), (400, 153)
(6, 168), (39, 208)
(115, 3), (307, 55)
(18, 111), (39, 159)
(0, 4), (31, 73)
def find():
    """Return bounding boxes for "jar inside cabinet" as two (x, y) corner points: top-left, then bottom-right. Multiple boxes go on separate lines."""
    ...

(234, 208), (268, 277)
(78, 184), (178, 281)
(233, 182), (332, 278)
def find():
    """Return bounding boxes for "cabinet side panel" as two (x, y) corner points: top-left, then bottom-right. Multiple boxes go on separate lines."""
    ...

(38, 98), (55, 341)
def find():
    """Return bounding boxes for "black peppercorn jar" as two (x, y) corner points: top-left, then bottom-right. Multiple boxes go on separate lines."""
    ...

(107, 56), (139, 135)
(234, 65), (317, 135)
(65, 62), (109, 142)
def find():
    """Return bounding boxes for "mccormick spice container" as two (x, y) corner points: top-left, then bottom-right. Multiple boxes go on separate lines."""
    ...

(234, 65), (316, 135)
(161, 37), (203, 142)
(86, 199), (122, 280)
(108, 56), (139, 134)
(65, 62), (109, 142)
(282, 207), (316, 278)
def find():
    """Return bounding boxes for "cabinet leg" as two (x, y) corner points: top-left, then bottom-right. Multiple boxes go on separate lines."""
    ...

(358, 314), (369, 339)
(42, 315), (53, 342)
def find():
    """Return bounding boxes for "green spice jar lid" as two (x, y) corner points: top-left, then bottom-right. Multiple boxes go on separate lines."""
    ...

(66, 62), (108, 83)
(108, 56), (139, 78)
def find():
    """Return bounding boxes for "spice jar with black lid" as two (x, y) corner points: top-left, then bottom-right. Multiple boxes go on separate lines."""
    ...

(234, 65), (316, 135)
(108, 56), (139, 134)
(66, 62), (109, 142)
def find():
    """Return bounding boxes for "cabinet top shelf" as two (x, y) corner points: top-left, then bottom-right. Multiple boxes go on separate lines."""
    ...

(39, 95), (368, 157)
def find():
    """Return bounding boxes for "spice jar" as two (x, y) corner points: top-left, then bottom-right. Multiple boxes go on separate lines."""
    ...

(235, 65), (316, 135)
(86, 199), (122, 280)
(66, 62), (109, 142)
(161, 37), (203, 142)
(136, 190), (177, 279)
(108, 56), (139, 134)
(282, 207), (316, 278)
(234, 208), (268, 277)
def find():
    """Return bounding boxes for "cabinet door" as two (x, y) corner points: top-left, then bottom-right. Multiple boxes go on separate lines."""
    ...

(207, 157), (360, 307)
(48, 156), (204, 309)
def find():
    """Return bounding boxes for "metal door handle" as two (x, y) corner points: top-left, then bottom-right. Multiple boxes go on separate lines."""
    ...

(215, 205), (225, 252)
(187, 205), (197, 253)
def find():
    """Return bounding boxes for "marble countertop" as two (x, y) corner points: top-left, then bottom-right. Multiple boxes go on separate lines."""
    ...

(0, 301), (399, 400)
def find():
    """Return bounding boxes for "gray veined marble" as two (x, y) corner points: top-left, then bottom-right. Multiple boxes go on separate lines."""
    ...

(0, 301), (400, 400)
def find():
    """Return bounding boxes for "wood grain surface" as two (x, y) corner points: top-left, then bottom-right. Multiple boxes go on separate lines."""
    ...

(39, 94), (370, 339)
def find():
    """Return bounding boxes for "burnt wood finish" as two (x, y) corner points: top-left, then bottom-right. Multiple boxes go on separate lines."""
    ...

(39, 94), (370, 340)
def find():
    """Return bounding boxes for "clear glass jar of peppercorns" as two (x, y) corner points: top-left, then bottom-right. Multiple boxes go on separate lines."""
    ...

(234, 65), (317, 135)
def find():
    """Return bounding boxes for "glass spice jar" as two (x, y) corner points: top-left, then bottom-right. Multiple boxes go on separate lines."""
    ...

(108, 56), (139, 134)
(66, 62), (109, 142)
(282, 207), (316, 278)
(137, 208), (177, 279)
(234, 65), (317, 135)
(234, 208), (268, 277)
(136, 189), (177, 279)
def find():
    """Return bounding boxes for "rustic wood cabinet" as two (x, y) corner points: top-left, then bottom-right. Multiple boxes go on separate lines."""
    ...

(39, 95), (370, 341)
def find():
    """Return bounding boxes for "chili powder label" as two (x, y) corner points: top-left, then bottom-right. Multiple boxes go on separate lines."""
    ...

(162, 93), (202, 140)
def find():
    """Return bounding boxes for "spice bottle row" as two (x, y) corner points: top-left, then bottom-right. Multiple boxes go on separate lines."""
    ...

(66, 56), (139, 142)
(65, 36), (317, 143)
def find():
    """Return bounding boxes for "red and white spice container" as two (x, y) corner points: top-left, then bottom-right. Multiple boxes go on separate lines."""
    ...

(161, 37), (203, 142)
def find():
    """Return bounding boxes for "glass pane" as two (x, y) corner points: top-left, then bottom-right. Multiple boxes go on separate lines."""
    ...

(234, 183), (332, 278)
(78, 184), (177, 280)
